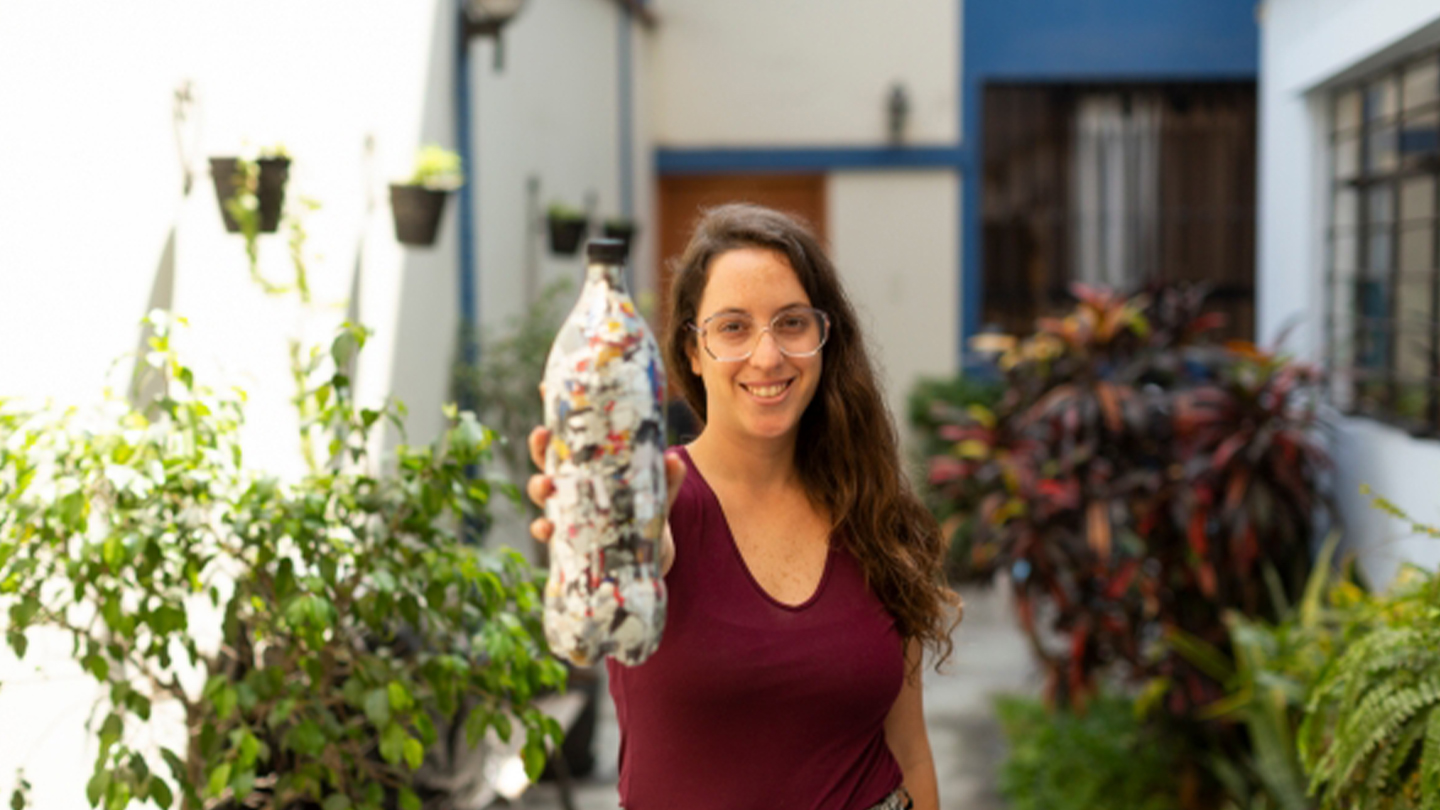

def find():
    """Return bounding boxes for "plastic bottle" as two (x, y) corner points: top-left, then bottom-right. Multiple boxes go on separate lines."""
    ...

(541, 238), (667, 666)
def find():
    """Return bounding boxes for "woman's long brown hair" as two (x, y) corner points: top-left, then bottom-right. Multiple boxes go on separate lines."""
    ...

(662, 203), (962, 671)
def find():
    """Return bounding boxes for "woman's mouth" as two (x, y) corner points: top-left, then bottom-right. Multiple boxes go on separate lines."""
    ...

(740, 379), (794, 400)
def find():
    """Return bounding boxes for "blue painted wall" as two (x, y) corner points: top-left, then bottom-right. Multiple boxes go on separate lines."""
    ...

(966, 0), (1259, 81)
(959, 0), (1260, 363)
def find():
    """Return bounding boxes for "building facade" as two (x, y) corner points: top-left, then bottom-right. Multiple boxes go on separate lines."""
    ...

(1258, 0), (1440, 584)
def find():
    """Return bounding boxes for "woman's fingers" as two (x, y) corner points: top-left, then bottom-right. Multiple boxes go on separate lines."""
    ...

(530, 517), (554, 543)
(528, 426), (551, 470)
(527, 473), (555, 508)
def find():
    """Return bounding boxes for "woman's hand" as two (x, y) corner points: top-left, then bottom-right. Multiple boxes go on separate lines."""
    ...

(526, 426), (687, 574)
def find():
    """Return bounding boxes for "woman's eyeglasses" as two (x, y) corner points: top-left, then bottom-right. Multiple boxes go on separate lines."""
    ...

(688, 307), (831, 362)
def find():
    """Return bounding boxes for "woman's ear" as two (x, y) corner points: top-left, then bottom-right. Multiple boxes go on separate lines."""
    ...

(687, 340), (702, 377)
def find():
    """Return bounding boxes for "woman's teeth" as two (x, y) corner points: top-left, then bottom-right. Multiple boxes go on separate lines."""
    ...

(744, 381), (791, 397)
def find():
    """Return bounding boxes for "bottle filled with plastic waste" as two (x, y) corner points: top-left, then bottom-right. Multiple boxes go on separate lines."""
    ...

(541, 238), (667, 666)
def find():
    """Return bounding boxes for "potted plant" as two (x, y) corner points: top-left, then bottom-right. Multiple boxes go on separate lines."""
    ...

(210, 145), (291, 233)
(390, 145), (465, 247)
(546, 203), (588, 256)
(601, 216), (638, 254)
(0, 315), (566, 810)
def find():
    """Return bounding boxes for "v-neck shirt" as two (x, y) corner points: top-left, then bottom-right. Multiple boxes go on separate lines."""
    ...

(606, 446), (905, 810)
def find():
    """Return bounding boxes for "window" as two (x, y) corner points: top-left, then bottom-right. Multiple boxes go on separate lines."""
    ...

(1327, 51), (1440, 433)
(981, 83), (1256, 339)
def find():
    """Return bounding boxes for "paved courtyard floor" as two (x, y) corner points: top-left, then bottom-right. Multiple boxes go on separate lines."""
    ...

(511, 581), (1038, 810)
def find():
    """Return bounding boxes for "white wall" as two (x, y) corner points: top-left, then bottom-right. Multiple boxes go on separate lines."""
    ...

(828, 171), (961, 448)
(473, 0), (631, 326)
(1258, 0), (1440, 581)
(0, 3), (647, 805)
(649, 0), (959, 146)
(0, 1), (455, 477)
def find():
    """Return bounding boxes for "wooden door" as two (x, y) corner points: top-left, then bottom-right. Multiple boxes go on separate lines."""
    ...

(655, 173), (827, 333)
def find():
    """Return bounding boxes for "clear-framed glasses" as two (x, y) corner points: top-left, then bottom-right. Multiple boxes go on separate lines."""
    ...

(689, 307), (831, 362)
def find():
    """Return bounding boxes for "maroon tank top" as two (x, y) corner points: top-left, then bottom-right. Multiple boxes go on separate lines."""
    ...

(606, 447), (905, 810)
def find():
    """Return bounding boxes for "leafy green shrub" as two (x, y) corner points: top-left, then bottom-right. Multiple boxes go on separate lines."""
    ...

(1184, 504), (1440, 810)
(0, 314), (563, 810)
(1297, 555), (1440, 810)
(925, 284), (1329, 713)
(996, 693), (1184, 810)
(906, 374), (1002, 582)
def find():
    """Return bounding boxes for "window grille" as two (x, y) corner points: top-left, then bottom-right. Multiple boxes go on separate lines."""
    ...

(1327, 50), (1440, 434)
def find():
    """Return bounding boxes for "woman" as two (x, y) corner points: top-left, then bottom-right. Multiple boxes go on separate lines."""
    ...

(527, 203), (961, 810)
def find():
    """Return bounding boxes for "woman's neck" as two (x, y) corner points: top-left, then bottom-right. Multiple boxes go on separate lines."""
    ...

(686, 428), (800, 493)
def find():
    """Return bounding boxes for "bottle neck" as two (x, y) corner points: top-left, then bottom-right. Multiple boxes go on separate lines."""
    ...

(585, 261), (625, 291)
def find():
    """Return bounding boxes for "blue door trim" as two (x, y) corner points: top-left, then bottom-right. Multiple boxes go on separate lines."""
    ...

(655, 145), (967, 175)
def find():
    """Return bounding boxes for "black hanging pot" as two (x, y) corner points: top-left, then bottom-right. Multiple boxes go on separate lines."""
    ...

(602, 220), (638, 254)
(209, 156), (290, 234)
(547, 213), (589, 256)
(389, 184), (451, 247)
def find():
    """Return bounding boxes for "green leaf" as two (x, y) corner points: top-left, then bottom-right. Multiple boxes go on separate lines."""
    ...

(215, 685), (238, 721)
(522, 737), (547, 782)
(86, 769), (110, 807)
(465, 707), (488, 748)
(331, 330), (359, 371)
(379, 723), (407, 765)
(284, 719), (326, 758)
(205, 764), (232, 799)
(403, 738), (424, 770)
(388, 681), (414, 713)
(98, 714), (123, 755)
(231, 769), (255, 801)
(237, 730), (261, 769)
(159, 748), (186, 785)
(363, 689), (390, 726)
(322, 795), (352, 810)
(149, 779), (173, 810)
(267, 698), (296, 729)
(492, 712), (512, 743)
(398, 788), (421, 810)
(82, 653), (109, 681)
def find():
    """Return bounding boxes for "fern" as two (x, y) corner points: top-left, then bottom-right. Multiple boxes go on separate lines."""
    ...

(1300, 584), (1440, 810)
(1423, 710), (1440, 810)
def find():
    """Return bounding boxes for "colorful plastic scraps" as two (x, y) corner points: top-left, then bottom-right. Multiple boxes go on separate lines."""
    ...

(542, 240), (667, 666)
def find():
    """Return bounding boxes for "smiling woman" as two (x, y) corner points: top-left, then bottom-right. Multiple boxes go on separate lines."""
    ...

(528, 203), (960, 810)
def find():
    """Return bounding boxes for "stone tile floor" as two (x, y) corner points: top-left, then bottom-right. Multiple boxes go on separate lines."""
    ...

(509, 581), (1039, 810)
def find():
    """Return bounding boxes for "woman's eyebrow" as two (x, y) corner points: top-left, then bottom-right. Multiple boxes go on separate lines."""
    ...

(702, 302), (810, 319)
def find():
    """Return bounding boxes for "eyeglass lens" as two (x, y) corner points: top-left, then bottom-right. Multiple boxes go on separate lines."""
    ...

(703, 308), (828, 360)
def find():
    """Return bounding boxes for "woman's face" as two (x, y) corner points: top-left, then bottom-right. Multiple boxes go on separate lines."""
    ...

(688, 247), (823, 445)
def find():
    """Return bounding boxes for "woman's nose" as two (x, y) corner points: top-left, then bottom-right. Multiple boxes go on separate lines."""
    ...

(748, 329), (785, 368)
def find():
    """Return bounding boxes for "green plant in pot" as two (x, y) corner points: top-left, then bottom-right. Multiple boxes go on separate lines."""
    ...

(0, 314), (565, 810)
(390, 145), (465, 248)
(545, 203), (588, 256)
(601, 217), (638, 254)
(210, 145), (291, 235)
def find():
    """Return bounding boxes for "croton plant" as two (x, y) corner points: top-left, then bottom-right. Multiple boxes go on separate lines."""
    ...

(925, 284), (1331, 714)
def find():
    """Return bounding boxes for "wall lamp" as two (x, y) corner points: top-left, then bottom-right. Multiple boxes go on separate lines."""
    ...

(463, 0), (529, 70)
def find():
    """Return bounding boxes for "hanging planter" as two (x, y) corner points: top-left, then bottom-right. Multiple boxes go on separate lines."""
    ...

(602, 218), (638, 255)
(390, 186), (450, 246)
(209, 154), (290, 234)
(547, 204), (588, 256)
(390, 145), (464, 247)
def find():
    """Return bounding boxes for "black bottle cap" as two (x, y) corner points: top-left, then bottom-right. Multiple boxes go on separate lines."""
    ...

(587, 238), (628, 264)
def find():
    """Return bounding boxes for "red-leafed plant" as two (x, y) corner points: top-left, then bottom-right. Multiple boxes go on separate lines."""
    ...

(924, 284), (1331, 715)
